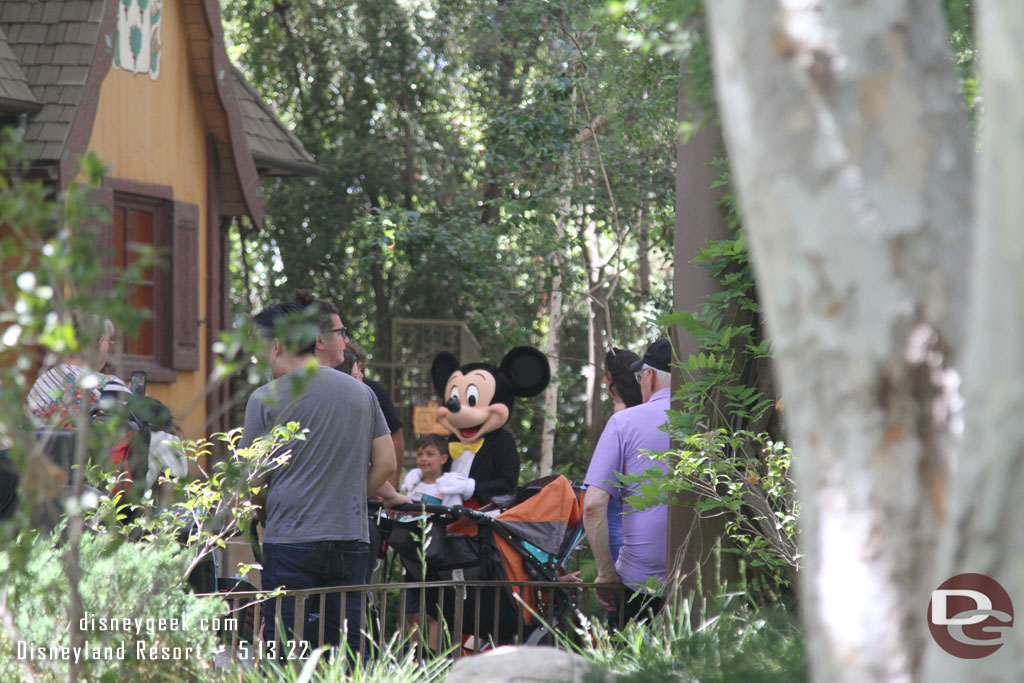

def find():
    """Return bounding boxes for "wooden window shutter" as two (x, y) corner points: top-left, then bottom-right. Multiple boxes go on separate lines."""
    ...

(172, 200), (200, 371)
(86, 186), (114, 295)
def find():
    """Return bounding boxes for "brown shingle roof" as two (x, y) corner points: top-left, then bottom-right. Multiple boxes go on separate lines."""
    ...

(0, 0), (103, 158)
(0, 22), (39, 113)
(0, 0), (311, 220)
(232, 65), (322, 177)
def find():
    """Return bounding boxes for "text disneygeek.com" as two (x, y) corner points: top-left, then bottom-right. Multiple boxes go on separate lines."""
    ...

(13, 611), (271, 664)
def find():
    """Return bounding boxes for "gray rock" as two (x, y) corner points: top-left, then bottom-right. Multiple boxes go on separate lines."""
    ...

(444, 645), (616, 683)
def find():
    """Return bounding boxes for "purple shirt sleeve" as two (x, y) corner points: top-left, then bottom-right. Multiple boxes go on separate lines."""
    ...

(584, 414), (624, 498)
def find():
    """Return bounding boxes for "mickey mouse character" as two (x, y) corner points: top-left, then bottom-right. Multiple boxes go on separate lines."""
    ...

(403, 346), (550, 508)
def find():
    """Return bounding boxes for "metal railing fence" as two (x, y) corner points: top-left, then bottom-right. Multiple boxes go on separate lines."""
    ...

(207, 579), (634, 666)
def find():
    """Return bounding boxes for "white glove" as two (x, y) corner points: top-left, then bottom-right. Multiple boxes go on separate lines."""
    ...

(402, 468), (424, 493)
(437, 472), (475, 499)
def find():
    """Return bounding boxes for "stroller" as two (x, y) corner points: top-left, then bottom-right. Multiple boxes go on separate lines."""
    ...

(388, 475), (584, 649)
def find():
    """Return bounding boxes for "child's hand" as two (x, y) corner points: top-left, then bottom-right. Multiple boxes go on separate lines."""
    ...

(558, 571), (582, 583)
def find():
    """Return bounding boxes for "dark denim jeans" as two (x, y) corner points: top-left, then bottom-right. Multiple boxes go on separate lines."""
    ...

(262, 540), (369, 655)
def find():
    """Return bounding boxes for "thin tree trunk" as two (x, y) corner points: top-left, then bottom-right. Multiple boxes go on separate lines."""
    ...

(575, 105), (615, 450)
(926, 2), (1024, 678)
(587, 279), (609, 451)
(637, 207), (649, 294)
(580, 207), (608, 451)
(481, 2), (517, 226)
(704, 2), (972, 681)
(65, 342), (102, 682)
(400, 87), (415, 211)
(539, 170), (571, 476)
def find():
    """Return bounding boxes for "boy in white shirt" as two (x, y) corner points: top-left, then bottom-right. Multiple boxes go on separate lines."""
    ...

(401, 433), (463, 507)
(398, 433), (462, 646)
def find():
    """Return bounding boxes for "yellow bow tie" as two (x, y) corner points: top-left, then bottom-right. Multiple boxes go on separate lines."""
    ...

(448, 439), (484, 459)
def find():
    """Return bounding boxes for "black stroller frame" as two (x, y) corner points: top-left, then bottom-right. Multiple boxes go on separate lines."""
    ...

(382, 479), (586, 650)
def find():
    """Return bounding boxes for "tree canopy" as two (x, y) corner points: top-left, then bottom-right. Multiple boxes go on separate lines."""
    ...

(223, 0), (683, 472)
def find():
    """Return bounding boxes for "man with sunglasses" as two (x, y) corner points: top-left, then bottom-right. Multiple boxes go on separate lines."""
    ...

(583, 338), (673, 626)
(293, 290), (349, 369)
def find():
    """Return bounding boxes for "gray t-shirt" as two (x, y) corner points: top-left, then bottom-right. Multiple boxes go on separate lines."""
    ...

(239, 364), (389, 544)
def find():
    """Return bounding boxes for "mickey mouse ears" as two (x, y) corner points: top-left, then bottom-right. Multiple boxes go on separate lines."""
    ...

(430, 347), (551, 398)
(500, 346), (550, 398)
(431, 351), (462, 396)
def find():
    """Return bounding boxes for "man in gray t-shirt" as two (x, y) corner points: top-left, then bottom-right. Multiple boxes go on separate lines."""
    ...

(239, 301), (397, 652)
(240, 364), (388, 544)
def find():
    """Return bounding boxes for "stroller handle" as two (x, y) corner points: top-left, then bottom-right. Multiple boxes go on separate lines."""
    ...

(390, 502), (489, 521)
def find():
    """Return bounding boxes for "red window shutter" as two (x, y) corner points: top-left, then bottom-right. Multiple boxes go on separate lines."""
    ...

(172, 201), (200, 371)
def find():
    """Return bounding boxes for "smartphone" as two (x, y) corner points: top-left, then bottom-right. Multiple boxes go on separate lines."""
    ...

(130, 371), (147, 397)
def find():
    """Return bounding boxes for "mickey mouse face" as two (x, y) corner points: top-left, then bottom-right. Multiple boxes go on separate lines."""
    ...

(431, 346), (551, 444)
(438, 369), (510, 442)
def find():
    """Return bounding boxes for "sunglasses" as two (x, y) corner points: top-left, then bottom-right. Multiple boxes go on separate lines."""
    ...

(328, 326), (349, 339)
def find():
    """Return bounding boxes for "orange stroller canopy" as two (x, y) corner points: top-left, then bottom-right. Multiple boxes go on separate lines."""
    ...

(451, 475), (582, 623)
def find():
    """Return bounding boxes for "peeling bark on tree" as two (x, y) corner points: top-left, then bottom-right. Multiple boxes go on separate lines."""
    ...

(704, 1), (972, 680)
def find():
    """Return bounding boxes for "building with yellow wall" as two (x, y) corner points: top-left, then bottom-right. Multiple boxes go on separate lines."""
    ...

(0, 0), (319, 439)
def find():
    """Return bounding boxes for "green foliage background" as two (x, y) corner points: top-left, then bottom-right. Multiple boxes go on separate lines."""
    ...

(221, 0), (684, 474)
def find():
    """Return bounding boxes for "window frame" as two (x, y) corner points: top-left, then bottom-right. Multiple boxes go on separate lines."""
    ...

(106, 178), (176, 382)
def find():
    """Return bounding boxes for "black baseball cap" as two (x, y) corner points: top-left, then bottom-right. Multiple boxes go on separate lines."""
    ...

(629, 338), (672, 373)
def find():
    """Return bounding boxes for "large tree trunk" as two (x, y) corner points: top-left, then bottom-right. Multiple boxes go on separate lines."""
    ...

(703, 2), (972, 680)
(925, 2), (1024, 678)
(668, 53), (735, 608)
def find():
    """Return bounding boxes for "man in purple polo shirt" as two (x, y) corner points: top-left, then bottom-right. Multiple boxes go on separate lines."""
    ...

(583, 338), (672, 624)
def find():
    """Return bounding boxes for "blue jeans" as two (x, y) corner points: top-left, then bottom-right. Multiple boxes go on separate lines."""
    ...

(262, 540), (369, 655)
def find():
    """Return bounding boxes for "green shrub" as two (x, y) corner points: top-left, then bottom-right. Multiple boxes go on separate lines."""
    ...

(0, 530), (224, 682)
(621, 429), (799, 594)
(575, 590), (805, 683)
